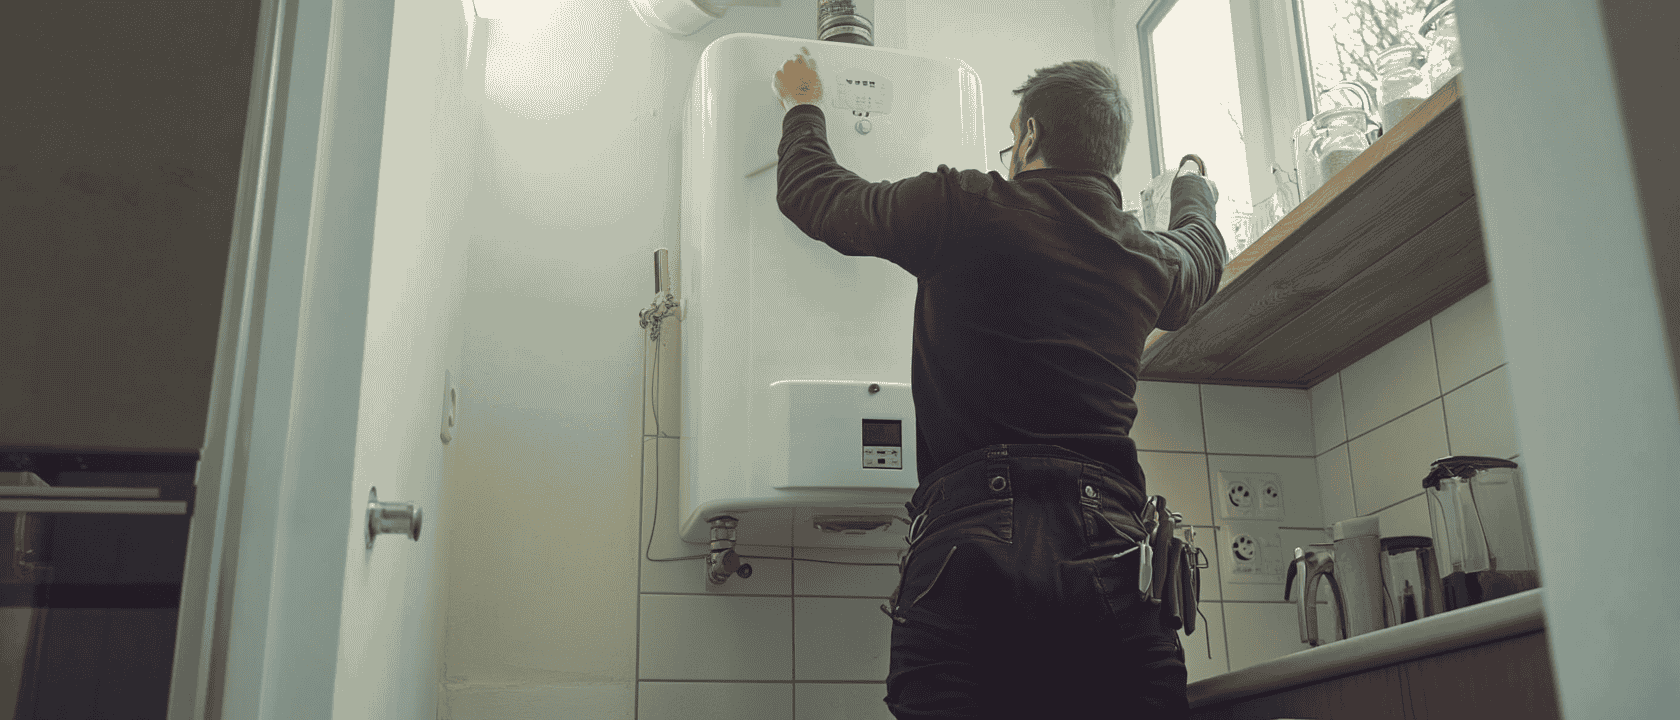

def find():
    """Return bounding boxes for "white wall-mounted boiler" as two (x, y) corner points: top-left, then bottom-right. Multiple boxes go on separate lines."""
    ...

(676, 33), (986, 544)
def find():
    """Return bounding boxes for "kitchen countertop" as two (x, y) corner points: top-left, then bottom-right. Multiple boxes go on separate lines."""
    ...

(1188, 588), (1547, 708)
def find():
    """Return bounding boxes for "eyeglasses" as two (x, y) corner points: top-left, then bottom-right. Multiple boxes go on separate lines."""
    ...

(999, 145), (1014, 167)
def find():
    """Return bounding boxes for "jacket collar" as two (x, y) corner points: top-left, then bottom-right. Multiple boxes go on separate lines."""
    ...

(1013, 167), (1125, 204)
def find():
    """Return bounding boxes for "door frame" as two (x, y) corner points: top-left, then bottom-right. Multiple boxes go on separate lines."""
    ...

(167, 0), (398, 717)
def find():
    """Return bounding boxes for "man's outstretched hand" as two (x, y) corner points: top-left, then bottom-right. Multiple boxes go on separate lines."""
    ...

(772, 47), (823, 112)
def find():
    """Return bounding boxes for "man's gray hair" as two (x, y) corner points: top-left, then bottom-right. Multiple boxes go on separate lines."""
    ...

(1012, 60), (1133, 178)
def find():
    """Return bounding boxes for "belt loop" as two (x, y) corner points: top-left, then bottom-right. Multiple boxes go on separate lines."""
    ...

(985, 445), (1010, 494)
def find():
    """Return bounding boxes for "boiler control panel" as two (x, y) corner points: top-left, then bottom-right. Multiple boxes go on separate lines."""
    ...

(862, 418), (903, 469)
(835, 69), (894, 115)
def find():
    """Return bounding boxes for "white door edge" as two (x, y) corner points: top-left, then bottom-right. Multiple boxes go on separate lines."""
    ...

(168, 1), (399, 718)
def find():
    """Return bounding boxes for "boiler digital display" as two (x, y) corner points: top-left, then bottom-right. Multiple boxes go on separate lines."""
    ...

(862, 419), (903, 470)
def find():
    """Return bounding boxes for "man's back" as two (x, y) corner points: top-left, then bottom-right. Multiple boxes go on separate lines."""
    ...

(775, 103), (1227, 485)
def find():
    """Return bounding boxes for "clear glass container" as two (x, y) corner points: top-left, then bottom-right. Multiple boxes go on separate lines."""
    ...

(1293, 119), (1324, 200)
(1315, 108), (1373, 183)
(1375, 44), (1430, 132)
(1269, 162), (1299, 223)
(1295, 81), (1380, 193)
(1420, 0), (1462, 94)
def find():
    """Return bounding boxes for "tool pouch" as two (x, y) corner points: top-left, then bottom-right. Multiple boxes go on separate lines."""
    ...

(1144, 495), (1202, 635)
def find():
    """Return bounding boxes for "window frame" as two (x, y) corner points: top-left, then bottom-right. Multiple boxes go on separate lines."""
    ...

(1133, 0), (1321, 204)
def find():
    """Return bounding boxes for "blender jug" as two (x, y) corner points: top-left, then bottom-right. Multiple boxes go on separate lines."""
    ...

(1422, 456), (1542, 610)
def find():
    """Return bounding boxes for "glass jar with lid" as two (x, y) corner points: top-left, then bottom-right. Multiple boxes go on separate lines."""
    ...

(1314, 108), (1375, 184)
(1294, 81), (1380, 197)
(1375, 44), (1430, 132)
(1420, 0), (1461, 93)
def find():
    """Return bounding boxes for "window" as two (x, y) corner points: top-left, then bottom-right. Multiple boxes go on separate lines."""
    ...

(1297, 0), (1437, 113)
(1134, 0), (1457, 255)
(1139, 0), (1256, 257)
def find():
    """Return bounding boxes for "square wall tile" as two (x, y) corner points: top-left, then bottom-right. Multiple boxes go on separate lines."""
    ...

(639, 595), (792, 681)
(1431, 284), (1508, 393)
(1316, 446), (1355, 529)
(447, 683), (634, 719)
(1308, 374), (1348, 454)
(1443, 365), (1520, 459)
(793, 547), (902, 598)
(1374, 494), (1432, 541)
(795, 684), (893, 720)
(638, 682), (792, 720)
(1132, 381), (1205, 452)
(1340, 322), (1441, 438)
(641, 544), (792, 596)
(1182, 601), (1230, 683)
(1200, 385), (1314, 456)
(1221, 602), (1313, 672)
(794, 598), (892, 682)
(794, 508), (907, 550)
(1347, 401), (1449, 515)
(1139, 451), (1214, 527)
(1205, 455), (1323, 529)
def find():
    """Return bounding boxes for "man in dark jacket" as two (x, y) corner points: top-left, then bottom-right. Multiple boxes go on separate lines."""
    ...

(774, 49), (1226, 719)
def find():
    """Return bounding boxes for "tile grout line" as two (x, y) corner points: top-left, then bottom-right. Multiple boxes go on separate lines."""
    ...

(1194, 386), (1237, 673)
(1336, 372), (1356, 518)
(1328, 362), (1507, 459)
(1430, 318), (1456, 457)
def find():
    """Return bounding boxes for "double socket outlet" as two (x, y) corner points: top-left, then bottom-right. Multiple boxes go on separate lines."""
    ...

(1219, 471), (1287, 585)
(1218, 471), (1284, 521)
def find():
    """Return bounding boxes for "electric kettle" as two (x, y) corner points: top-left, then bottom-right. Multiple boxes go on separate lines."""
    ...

(1285, 517), (1387, 646)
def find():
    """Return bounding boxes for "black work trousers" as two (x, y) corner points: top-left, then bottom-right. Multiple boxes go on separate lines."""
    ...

(883, 444), (1188, 719)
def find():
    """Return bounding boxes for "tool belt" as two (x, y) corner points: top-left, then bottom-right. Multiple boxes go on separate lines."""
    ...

(1140, 494), (1206, 634)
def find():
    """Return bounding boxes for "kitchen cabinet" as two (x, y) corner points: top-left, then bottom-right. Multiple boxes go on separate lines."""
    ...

(1141, 75), (1484, 388)
(1, 2), (261, 453)
(1191, 630), (1558, 720)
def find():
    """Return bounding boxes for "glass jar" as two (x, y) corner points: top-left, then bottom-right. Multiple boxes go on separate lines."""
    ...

(1295, 81), (1380, 195)
(1269, 162), (1299, 222)
(1375, 44), (1429, 132)
(1293, 119), (1324, 200)
(1315, 108), (1373, 184)
(1420, 0), (1461, 94)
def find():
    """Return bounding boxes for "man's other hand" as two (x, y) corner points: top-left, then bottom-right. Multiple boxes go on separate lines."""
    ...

(773, 47), (823, 111)
(1176, 154), (1218, 204)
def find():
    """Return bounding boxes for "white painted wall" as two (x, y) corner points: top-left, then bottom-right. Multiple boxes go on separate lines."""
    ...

(332, 0), (480, 718)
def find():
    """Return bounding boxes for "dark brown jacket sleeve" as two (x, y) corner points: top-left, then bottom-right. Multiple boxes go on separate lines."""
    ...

(775, 103), (962, 278)
(1150, 173), (1227, 330)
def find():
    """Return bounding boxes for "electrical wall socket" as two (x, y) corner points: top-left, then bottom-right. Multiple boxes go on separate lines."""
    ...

(1222, 521), (1287, 585)
(1218, 471), (1284, 521)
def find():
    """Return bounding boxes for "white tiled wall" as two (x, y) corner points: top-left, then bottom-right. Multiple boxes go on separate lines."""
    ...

(1130, 378), (1323, 679)
(1312, 285), (1521, 532)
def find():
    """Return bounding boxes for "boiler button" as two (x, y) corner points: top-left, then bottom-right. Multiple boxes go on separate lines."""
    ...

(856, 119), (872, 135)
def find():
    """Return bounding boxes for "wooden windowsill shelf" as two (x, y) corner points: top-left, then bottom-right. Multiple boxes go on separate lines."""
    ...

(1141, 75), (1484, 388)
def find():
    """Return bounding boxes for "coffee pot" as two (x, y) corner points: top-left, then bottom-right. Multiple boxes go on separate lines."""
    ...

(1422, 456), (1542, 610)
(1380, 535), (1445, 625)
